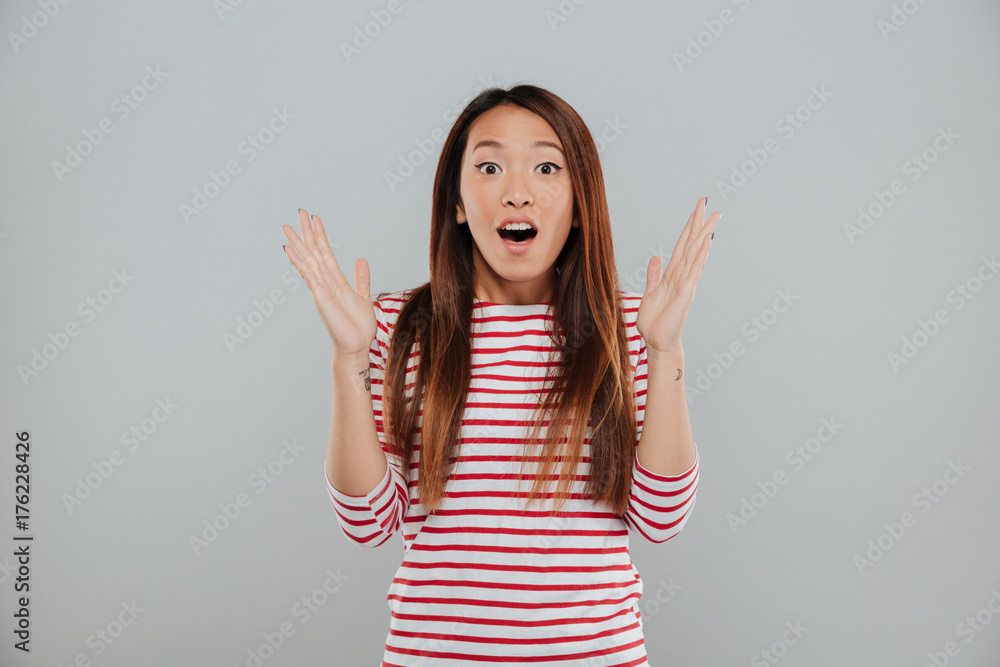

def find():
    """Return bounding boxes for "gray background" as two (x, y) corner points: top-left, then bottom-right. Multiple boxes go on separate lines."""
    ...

(1, 0), (999, 665)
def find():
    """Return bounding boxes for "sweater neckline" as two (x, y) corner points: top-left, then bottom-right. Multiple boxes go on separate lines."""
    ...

(474, 298), (552, 307)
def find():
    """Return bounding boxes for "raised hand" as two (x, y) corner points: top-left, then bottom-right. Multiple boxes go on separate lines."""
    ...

(282, 209), (377, 358)
(636, 196), (721, 357)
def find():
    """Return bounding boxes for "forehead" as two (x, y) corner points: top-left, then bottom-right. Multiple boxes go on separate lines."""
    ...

(466, 105), (562, 151)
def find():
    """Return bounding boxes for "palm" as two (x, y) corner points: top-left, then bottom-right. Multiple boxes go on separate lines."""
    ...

(635, 197), (721, 353)
(282, 209), (377, 356)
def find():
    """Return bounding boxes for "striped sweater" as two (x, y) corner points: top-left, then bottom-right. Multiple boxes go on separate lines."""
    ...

(326, 289), (700, 666)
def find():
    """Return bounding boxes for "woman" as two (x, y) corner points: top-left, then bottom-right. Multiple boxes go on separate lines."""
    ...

(282, 83), (720, 666)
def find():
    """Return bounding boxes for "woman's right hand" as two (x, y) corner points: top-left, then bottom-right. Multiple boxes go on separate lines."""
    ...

(282, 209), (377, 358)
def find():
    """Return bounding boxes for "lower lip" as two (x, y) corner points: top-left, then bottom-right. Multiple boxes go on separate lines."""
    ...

(498, 232), (536, 255)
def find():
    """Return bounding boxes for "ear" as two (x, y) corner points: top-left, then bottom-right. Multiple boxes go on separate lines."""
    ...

(456, 204), (467, 224)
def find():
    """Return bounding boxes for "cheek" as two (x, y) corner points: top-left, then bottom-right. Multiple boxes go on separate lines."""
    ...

(464, 189), (491, 223)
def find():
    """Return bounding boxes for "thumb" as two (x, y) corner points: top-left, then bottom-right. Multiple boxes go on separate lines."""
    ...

(644, 255), (663, 296)
(355, 258), (371, 301)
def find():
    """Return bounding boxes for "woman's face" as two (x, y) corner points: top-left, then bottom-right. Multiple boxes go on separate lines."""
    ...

(456, 104), (577, 305)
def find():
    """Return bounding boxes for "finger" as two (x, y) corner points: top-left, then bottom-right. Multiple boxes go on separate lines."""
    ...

(281, 222), (312, 263)
(310, 213), (347, 282)
(355, 258), (371, 301)
(644, 255), (663, 297)
(294, 210), (326, 282)
(283, 241), (325, 295)
(683, 207), (719, 268)
(284, 212), (330, 291)
(684, 217), (717, 283)
(667, 204), (698, 268)
(298, 209), (323, 274)
(668, 197), (708, 274)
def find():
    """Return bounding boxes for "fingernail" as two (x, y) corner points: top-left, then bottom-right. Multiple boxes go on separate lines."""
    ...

(704, 196), (708, 206)
(711, 233), (715, 239)
(282, 244), (288, 253)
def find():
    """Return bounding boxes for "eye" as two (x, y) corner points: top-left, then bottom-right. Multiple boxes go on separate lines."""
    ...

(473, 161), (564, 176)
(474, 162), (499, 175)
(537, 162), (562, 175)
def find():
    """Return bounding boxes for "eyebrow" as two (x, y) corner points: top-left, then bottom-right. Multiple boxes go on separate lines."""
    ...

(471, 139), (565, 156)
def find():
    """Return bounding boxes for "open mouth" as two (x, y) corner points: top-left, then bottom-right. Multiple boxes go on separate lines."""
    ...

(497, 227), (538, 243)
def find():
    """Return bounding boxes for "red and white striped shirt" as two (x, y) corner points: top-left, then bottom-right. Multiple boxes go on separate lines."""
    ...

(326, 289), (700, 666)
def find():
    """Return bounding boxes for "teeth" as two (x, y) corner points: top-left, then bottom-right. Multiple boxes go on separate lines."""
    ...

(501, 222), (533, 231)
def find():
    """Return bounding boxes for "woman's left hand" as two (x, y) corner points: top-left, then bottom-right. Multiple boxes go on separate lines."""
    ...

(635, 197), (721, 358)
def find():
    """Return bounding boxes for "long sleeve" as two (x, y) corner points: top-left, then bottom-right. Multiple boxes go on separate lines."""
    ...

(624, 326), (700, 543)
(325, 297), (410, 548)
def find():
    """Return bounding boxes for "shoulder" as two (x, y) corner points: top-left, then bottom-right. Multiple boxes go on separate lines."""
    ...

(617, 288), (643, 328)
(371, 288), (419, 348)
(617, 289), (645, 372)
(372, 289), (414, 323)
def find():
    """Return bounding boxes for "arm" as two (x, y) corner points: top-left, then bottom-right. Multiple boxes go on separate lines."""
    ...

(325, 298), (410, 548)
(625, 338), (700, 543)
(624, 196), (718, 542)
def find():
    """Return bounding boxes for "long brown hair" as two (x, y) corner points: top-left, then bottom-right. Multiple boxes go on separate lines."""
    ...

(378, 84), (637, 517)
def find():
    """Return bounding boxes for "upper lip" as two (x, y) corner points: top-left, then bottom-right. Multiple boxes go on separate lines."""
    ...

(497, 215), (537, 232)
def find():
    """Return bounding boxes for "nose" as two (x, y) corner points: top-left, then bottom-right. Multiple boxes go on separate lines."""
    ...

(503, 171), (533, 208)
